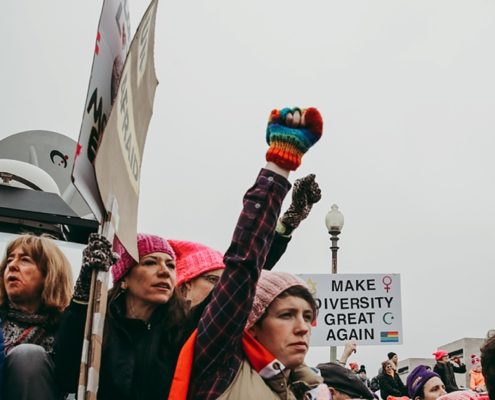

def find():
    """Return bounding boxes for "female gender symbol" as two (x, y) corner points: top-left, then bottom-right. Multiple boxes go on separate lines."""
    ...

(382, 275), (392, 293)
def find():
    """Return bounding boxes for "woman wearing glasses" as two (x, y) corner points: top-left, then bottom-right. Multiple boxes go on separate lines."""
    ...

(169, 173), (321, 309)
(169, 240), (224, 308)
(378, 360), (409, 400)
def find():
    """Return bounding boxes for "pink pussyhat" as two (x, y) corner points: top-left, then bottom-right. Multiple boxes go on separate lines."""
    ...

(433, 350), (449, 361)
(111, 234), (175, 283)
(246, 270), (309, 329)
(470, 354), (481, 368)
(168, 240), (225, 286)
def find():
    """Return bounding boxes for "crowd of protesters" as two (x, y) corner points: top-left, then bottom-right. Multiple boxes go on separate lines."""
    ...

(333, 347), (491, 400)
(0, 107), (493, 400)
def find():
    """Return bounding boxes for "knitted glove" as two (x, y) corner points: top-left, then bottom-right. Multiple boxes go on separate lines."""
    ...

(277, 173), (321, 235)
(266, 107), (323, 171)
(73, 233), (119, 303)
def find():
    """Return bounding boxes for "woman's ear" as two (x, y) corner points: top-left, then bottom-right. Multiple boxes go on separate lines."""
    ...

(247, 325), (257, 338)
(121, 279), (128, 290)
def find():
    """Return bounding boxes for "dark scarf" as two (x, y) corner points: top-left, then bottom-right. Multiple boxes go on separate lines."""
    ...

(1, 303), (57, 353)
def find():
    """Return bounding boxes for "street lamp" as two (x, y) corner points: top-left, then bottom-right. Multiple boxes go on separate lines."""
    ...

(325, 204), (344, 362)
(325, 204), (344, 274)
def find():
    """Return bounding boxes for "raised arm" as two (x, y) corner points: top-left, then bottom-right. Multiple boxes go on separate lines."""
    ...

(264, 173), (321, 270)
(193, 107), (323, 374)
(54, 234), (117, 394)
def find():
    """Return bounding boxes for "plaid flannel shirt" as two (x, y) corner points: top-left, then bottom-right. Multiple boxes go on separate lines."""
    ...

(190, 168), (291, 399)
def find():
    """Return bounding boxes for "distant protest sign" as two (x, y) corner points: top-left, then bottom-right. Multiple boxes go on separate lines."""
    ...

(94, 0), (159, 261)
(298, 273), (403, 346)
(72, 0), (131, 222)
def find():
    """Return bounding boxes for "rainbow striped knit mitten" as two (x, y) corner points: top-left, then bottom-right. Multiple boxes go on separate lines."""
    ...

(265, 107), (323, 171)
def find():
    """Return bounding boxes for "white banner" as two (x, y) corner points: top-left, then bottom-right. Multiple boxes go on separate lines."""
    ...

(72, 0), (131, 222)
(298, 273), (403, 346)
(94, 0), (159, 261)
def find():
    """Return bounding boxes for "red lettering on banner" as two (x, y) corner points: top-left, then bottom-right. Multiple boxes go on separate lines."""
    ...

(95, 31), (101, 55)
(75, 143), (82, 158)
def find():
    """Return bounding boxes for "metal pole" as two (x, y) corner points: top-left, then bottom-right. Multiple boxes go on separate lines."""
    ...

(330, 231), (339, 274)
(329, 229), (340, 362)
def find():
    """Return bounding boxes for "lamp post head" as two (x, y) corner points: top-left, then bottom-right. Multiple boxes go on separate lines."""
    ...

(325, 204), (344, 234)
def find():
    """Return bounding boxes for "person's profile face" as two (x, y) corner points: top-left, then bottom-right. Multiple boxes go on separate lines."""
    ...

(4, 246), (45, 310)
(184, 268), (223, 307)
(421, 377), (446, 400)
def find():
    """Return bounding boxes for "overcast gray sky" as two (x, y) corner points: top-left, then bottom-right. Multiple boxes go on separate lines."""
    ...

(2, 0), (494, 373)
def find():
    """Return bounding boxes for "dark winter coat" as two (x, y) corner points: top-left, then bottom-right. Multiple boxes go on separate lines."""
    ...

(0, 320), (4, 395)
(378, 372), (408, 400)
(54, 294), (197, 400)
(434, 362), (466, 393)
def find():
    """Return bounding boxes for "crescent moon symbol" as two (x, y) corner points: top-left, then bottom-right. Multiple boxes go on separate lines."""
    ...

(50, 150), (68, 168)
(383, 312), (394, 325)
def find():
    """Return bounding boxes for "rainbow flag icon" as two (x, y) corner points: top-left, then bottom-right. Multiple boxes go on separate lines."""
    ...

(380, 331), (399, 343)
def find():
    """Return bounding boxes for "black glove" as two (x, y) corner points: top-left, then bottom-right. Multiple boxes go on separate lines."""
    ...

(278, 174), (321, 235)
(73, 233), (119, 303)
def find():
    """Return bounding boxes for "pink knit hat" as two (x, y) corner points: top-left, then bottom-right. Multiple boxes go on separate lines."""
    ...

(470, 354), (481, 368)
(349, 362), (359, 371)
(433, 350), (449, 361)
(438, 391), (489, 400)
(246, 270), (309, 329)
(111, 234), (176, 283)
(168, 240), (225, 286)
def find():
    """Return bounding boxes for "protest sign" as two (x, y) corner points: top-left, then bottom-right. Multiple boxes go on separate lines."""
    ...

(298, 273), (403, 346)
(94, 0), (159, 261)
(78, 2), (159, 398)
(72, 0), (131, 222)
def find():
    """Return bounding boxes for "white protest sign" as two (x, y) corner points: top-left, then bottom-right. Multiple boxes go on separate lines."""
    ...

(298, 273), (403, 346)
(72, 0), (131, 222)
(94, 0), (159, 261)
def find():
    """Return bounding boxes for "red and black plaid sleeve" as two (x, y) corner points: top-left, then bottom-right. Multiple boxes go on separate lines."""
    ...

(191, 168), (291, 399)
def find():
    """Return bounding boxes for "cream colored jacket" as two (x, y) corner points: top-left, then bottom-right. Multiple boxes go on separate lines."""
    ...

(218, 361), (325, 400)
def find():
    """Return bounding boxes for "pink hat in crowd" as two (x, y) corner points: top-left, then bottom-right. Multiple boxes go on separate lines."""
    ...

(111, 234), (176, 283)
(438, 391), (489, 400)
(246, 270), (308, 329)
(470, 354), (481, 368)
(433, 350), (449, 361)
(349, 362), (359, 371)
(168, 240), (225, 286)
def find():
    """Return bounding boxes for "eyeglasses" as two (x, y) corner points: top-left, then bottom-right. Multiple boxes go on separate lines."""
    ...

(385, 365), (393, 369)
(199, 274), (221, 285)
